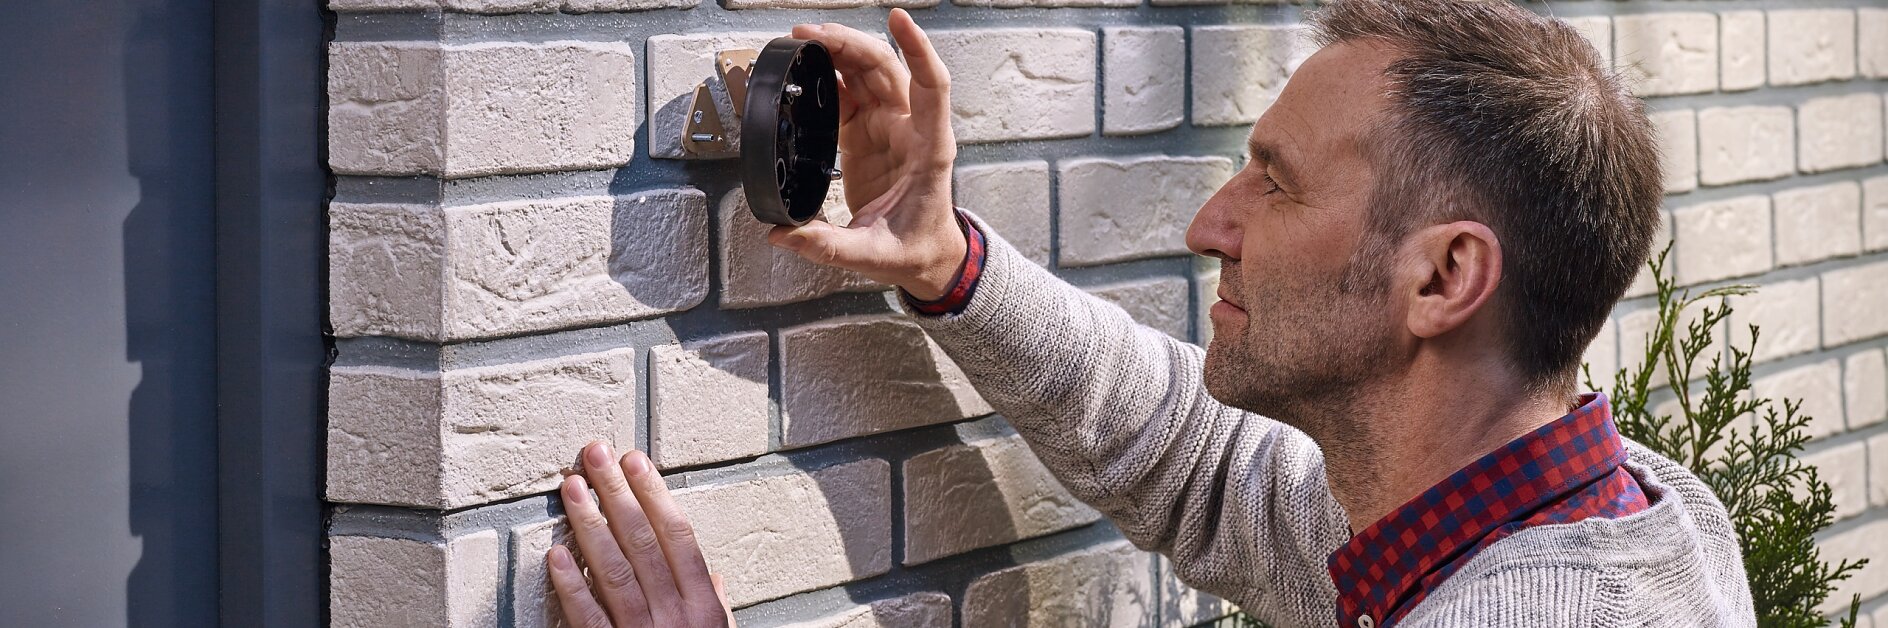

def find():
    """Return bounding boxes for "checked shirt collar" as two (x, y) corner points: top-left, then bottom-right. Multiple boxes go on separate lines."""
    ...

(1327, 393), (1649, 628)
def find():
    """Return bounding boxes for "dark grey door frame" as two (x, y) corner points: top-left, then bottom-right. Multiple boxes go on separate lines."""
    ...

(212, 0), (328, 624)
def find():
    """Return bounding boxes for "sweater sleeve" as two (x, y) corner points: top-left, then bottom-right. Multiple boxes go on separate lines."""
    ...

(906, 212), (1352, 626)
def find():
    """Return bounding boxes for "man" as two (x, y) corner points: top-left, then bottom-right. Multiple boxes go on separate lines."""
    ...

(547, 1), (1757, 626)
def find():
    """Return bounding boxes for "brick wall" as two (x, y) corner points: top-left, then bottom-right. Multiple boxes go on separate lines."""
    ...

(322, 1), (1888, 626)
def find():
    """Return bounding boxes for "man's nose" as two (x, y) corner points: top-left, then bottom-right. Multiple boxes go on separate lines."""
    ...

(1186, 187), (1241, 261)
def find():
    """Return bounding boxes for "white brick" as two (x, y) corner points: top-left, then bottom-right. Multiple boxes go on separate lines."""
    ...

(1800, 94), (1886, 173)
(327, 349), (637, 509)
(1823, 261), (1888, 345)
(902, 433), (1102, 565)
(1863, 9), (1888, 79)
(646, 32), (844, 159)
(779, 316), (991, 448)
(1774, 182), (1863, 267)
(336, 0), (638, 11)
(329, 190), (710, 342)
(330, 532), (500, 628)
(1819, 518), (1888, 614)
(1869, 432), (1888, 507)
(675, 459), (892, 607)
(1802, 441), (1868, 520)
(1088, 277), (1192, 341)
(1866, 176), (1888, 252)
(562, 0), (697, 10)
(955, 161), (1052, 265)
(1649, 109), (1697, 194)
(1191, 25), (1310, 127)
(1769, 9), (1858, 86)
(1614, 13), (1717, 96)
(951, 0), (1126, 7)
(1619, 301), (1721, 389)
(1197, 268), (1220, 346)
(1158, 556), (1230, 627)
(962, 541), (1155, 626)
(1583, 317), (1618, 388)
(330, 0), (438, 10)
(329, 41), (637, 177)
(778, 592), (953, 628)
(1625, 211), (1672, 299)
(509, 519), (578, 628)
(1728, 278), (1820, 364)
(1719, 11), (1765, 91)
(1104, 27), (1186, 135)
(1753, 360), (1847, 440)
(1058, 156), (1236, 267)
(932, 29), (1097, 143)
(649, 332), (771, 470)
(718, 186), (882, 309)
(1672, 195), (1771, 284)
(1697, 106), (1795, 186)
(1562, 16), (1613, 69)
(1849, 349), (1887, 430)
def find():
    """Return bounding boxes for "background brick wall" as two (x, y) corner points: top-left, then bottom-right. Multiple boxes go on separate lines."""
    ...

(322, 0), (1888, 625)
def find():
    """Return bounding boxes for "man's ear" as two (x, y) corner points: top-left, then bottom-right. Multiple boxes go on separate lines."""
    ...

(1402, 221), (1501, 339)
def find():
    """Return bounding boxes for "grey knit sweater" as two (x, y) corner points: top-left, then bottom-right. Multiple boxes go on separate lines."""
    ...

(908, 217), (1757, 627)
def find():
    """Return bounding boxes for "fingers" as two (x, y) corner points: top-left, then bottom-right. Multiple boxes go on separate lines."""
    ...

(562, 474), (651, 625)
(547, 546), (614, 628)
(794, 22), (909, 111)
(767, 220), (897, 273)
(581, 442), (685, 626)
(618, 450), (723, 623)
(712, 574), (736, 626)
(887, 9), (953, 142)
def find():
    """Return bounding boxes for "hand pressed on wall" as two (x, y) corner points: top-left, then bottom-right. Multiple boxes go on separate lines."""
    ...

(767, 10), (968, 301)
(548, 441), (736, 627)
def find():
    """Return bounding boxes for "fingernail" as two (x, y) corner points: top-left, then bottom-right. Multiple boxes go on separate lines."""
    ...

(564, 475), (590, 504)
(623, 450), (650, 476)
(584, 442), (612, 469)
(549, 545), (574, 569)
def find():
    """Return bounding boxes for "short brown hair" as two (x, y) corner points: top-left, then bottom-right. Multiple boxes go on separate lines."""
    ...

(1310, 0), (1663, 392)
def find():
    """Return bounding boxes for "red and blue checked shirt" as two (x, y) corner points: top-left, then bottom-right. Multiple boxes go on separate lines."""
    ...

(906, 219), (1649, 628)
(1329, 393), (1649, 628)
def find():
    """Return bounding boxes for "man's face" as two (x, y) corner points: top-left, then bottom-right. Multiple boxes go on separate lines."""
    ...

(1185, 41), (1403, 434)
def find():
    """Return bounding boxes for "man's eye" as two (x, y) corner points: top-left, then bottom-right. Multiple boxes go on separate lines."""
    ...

(1260, 172), (1282, 196)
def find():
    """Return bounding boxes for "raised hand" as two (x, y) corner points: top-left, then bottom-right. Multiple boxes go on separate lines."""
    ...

(768, 9), (967, 301)
(548, 442), (735, 627)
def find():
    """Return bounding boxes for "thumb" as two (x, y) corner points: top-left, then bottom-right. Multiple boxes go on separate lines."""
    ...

(766, 220), (895, 273)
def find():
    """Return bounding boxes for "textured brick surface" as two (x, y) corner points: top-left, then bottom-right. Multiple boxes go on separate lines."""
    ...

(649, 332), (772, 470)
(1773, 182), (1863, 267)
(1058, 156), (1235, 267)
(951, 0), (1126, 7)
(1799, 94), (1885, 173)
(1871, 432), (1888, 507)
(718, 187), (882, 309)
(1820, 518), (1888, 614)
(330, 190), (709, 342)
(1088, 277), (1192, 341)
(1197, 267), (1220, 345)
(1823, 261), (1888, 345)
(1728, 278), (1820, 364)
(1719, 11), (1765, 91)
(562, 0), (698, 10)
(1867, 176), (1888, 252)
(1848, 349), (1887, 430)
(1752, 360), (1847, 441)
(327, 349), (637, 509)
(902, 433), (1101, 565)
(330, 532), (501, 628)
(931, 29), (1097, 143)
(961, 541), (1154, 626)
(779, 316), (991, 448)
(1649, 109), (1697, 194)
(1624, 211), (1672, 299)
(1698, 106), (1795, 186)
(330, 41), (637, 177)
(675, 459), (892, 607)
(726, 0), (932, 8)
(1802, 441), (1868, 520)
(1864, 9), (1888, 79)
(1562, 16), (1612, 69)
(1769, 9), (1858, 86)
(646, 32), (785, 160)
(1672, 195), (1771, 285)
(778, 592), (953, 628)
(955, 161), (1053, 266)
(1158, 556), (1231, 627)
(1191, 25), (1309, 127)
(509, 518), (578, 628)
(1614, 13), (1717, 96)
(1619, 300), (1720, 389)
(1103, 26), (1186, 135)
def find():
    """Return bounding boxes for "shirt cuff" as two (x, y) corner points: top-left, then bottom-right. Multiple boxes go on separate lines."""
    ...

(902, 209), (987, 317)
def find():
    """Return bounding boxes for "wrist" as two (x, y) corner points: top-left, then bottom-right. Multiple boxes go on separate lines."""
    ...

(902, 211), (972, 302)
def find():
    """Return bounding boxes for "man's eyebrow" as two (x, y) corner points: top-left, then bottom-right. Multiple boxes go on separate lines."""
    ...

(1245, 137), (1302, 189)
